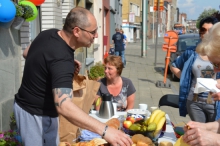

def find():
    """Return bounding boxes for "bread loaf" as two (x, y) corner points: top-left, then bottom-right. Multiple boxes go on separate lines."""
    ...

(159, 141), (173, 146)
(105, 118), (120, 129)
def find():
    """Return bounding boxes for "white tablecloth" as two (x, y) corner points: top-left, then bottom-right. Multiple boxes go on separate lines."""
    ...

(89, 112), (177, 144)
(158, 114), (177, 144)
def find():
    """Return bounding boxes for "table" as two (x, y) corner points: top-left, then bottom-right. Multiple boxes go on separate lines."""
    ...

(89, 112), (177, 144)
(158, 114), (177, 144)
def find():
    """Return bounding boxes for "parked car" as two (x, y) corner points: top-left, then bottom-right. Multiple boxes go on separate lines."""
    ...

(166, 33), (201, 81)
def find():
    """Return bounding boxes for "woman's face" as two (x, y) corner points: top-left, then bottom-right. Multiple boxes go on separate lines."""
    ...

(200, 23), (213, 39)
(208, 55), (220, 72)
(104, 63), (118, 79)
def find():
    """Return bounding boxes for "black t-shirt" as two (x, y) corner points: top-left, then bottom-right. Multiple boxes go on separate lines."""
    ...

(15, 29), (74, 117)
(112, 32), (124, 51)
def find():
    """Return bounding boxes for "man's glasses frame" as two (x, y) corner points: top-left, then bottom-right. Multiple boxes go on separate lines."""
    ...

(73, 26), (98, 36)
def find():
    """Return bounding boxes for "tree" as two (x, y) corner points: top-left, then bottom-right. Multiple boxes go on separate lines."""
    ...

(196, 8), (217, 29)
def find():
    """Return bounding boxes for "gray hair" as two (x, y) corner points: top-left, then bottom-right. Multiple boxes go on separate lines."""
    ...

(196, 22), (220, 57)
(63, 7), (91, 34)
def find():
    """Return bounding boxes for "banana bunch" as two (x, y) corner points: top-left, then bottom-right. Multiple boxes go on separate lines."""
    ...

(147, 109), (166, 137)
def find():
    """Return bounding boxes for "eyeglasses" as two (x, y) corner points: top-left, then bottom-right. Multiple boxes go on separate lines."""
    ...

(211, 62), (220, 69)
(73, 26), (98, 36)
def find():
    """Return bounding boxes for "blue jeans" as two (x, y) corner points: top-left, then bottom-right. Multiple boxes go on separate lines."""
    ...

(115, 50), (125, 67)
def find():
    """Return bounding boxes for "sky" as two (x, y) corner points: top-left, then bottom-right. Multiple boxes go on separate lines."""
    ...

(177, 0), (220, 20)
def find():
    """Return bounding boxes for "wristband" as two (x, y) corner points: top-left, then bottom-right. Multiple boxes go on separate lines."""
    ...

(102, 125), (108, 138)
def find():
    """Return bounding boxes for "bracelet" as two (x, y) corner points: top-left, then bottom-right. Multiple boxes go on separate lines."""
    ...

(102, 125), (108, 138)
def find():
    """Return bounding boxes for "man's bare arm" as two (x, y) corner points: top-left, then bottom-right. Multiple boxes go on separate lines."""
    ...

(52, 88), (132, 146)
(53, 88), (72, 107)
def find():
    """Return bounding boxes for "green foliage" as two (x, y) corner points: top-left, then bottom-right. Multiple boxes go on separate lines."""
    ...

(10, 113), (16, 127)
(22, 5), (34, 19)
(88, 62), (105, 80)
(15, 4), (24, 17)
(196, 8), (217, 29)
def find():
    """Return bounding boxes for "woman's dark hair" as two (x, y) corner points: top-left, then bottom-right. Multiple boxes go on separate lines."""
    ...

(199, 16), (219, 36)
(199, 16), (219, 29)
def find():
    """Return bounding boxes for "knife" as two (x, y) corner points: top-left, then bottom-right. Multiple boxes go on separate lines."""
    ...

(198, 82), (216, 93)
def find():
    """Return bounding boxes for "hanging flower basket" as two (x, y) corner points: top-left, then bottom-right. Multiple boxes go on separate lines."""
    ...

(11, 3), (25, 30)
(11, 16), (25, 30)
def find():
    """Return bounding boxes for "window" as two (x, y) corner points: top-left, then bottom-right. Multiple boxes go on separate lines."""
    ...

(130, 3), (132, 12)
(130, 3), (140, 16)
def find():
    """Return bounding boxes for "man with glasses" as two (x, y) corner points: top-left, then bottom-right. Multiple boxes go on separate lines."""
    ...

(14, 7), (132, 146)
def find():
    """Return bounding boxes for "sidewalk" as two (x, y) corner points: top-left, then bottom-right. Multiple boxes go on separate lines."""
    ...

(121, 38), (190, 125)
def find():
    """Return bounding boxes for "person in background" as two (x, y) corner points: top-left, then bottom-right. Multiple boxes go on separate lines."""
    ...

(95, 55), (135, 111)
(14, 7), (132, 146)
(120, 29), (128, 49)
(183, 22), (220, 146)
(120, 29), (127, 67)
(112, 28), (125, 67)
(109, 44), (115, 55)
(170, 16), (220, 123)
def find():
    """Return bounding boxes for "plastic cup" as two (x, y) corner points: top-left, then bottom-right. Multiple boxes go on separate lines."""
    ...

(139, 104), (148, 110)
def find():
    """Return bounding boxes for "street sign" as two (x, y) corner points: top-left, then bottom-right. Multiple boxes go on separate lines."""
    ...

(162, 44), (176, 52)
(164, 30), (178, 46)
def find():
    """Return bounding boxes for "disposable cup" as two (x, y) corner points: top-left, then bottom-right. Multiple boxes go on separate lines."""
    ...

(150, 106), (158, 113)
(139, 104), (148, 110)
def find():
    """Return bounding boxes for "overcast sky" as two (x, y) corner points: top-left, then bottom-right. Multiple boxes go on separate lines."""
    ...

(177, 0), (220, 20)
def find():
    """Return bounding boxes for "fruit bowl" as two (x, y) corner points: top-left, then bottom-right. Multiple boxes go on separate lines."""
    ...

(122, 127), (164, 142)
(122, 127), (155, 139)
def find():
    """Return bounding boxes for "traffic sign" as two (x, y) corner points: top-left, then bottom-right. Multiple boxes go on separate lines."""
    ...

(164, 30), (178, 46)
(163, 30), (179, 84)
(162, 44), (177, 52)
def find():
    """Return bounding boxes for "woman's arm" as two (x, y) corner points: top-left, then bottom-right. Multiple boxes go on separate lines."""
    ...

(23, 45), (30, 59)
(126, 93), (135, 110)
(170, 65), (182, 79)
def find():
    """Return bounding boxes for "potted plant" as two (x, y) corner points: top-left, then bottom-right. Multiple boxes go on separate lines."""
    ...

(0, 130), (22, 146)
(11, 3), (34, 30)
(11, 3), (25, 30)
(9, 113), (17, 130)
(0, 132), (6, 146)
(88, 62), (105, 80)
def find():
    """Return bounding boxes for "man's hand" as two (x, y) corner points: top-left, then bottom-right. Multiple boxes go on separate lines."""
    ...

(74, 59), (81, 75)
(183, 127), (219, 146)
(183, 121), (207, 132)
(104, 127), (133, 146)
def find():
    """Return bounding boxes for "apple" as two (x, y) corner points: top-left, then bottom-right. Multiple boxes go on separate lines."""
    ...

(126, 116), (136, 123)
(123, 120), (132, 129)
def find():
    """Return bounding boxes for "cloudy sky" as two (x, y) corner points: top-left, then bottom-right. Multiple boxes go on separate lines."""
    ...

(177, 0), (220, 20)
